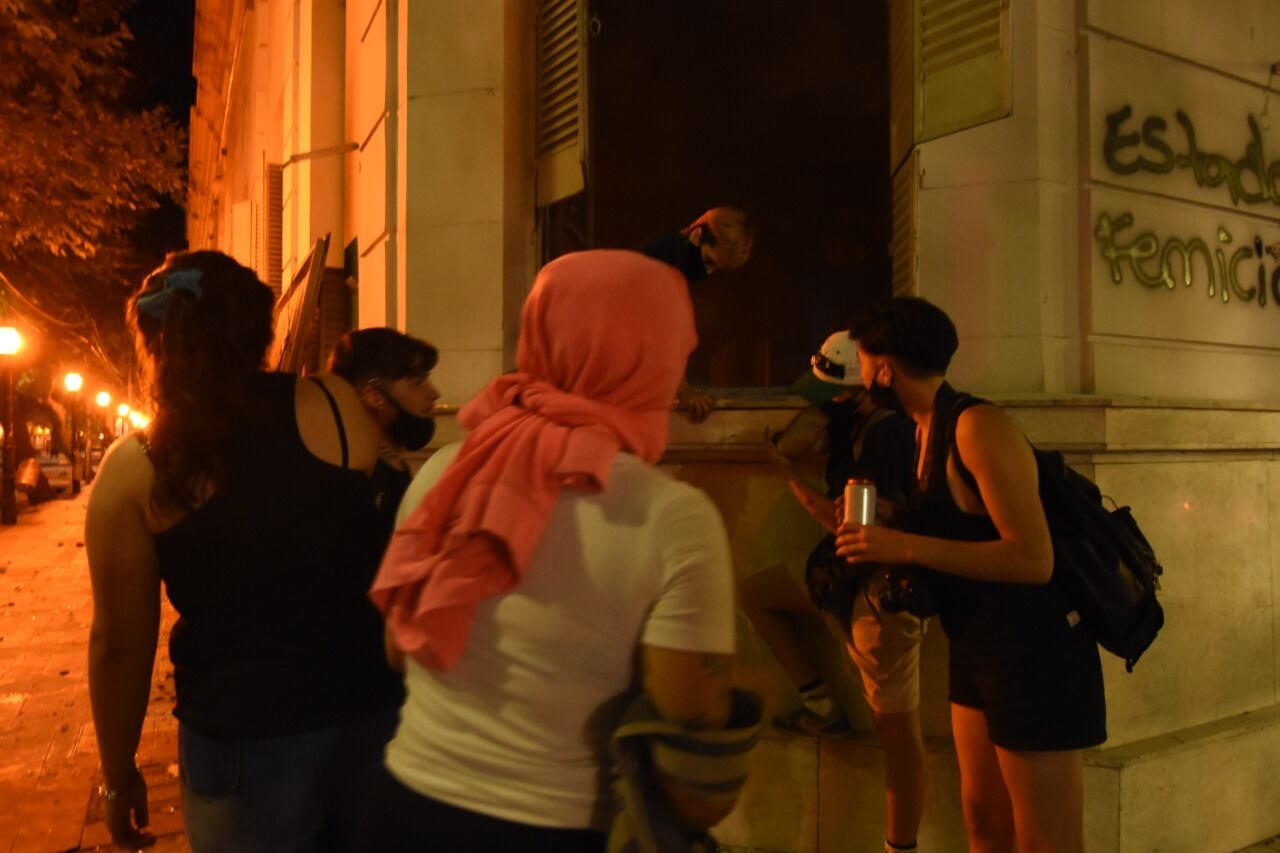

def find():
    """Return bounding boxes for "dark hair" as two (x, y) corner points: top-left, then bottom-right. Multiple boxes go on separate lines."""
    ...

(326, 328), (438, 387)
(850, 297), (958, 376)
(129, 250), (275, 509)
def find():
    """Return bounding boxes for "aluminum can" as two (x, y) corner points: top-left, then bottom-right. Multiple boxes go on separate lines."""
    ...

(844, 478), (877, 527)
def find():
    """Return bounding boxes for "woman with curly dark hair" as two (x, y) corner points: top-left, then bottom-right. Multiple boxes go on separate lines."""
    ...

(86, 251), (404, 852)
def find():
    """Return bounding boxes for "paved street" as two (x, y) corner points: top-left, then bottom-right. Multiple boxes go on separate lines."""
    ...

(0, 487), (189, 853)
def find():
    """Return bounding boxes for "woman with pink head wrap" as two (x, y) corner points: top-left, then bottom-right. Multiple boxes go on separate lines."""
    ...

(362, 251), (739, 852)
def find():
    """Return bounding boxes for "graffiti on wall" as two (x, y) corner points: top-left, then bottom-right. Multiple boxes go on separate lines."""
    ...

(1095, 211), (1280, 307)
(1104, 105), (1280, 208)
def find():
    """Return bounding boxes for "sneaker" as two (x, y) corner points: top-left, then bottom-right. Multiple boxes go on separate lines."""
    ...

(772, 706), (852, 739)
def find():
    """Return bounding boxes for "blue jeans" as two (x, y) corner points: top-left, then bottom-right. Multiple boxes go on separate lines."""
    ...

(180, 709), (398, 853)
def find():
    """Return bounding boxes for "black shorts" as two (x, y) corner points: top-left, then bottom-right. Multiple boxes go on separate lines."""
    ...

(946, 587), (1107, 751)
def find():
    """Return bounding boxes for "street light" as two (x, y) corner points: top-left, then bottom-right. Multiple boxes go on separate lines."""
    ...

(116, 403), (130, 438)
(63, 372), (83, 495)
(0, 326), (24, 525)
(87, 390), (112, 483)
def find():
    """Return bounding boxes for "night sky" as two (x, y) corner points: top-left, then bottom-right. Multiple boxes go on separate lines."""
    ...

(124, 0), (196, 255)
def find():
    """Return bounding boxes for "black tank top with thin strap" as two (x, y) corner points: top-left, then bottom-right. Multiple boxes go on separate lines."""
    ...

(153, 372), (403, 739)
(906, 383), (1072, 644)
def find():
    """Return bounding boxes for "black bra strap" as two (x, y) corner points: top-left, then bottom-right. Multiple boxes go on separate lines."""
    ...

(309, 377), (348, 469)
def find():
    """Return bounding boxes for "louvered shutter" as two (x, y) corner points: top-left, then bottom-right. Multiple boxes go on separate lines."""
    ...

(888, 0), (914, 173)
(890, 149), (919, 297)
(916, 0), (1010, 142)
(265, 163), (284, 299)
(535, 0), (587, 206)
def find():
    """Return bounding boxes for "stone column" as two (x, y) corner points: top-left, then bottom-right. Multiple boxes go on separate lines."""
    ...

(395, 0), (536, 405)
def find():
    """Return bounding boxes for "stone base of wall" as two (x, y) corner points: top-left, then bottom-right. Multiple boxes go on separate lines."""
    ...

(712, 705), (1280, 853)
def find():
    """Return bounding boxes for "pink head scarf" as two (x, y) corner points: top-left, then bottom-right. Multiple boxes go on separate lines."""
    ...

(369, 250), (698, 670)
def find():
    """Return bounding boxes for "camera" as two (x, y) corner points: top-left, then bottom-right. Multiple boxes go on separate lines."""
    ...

(804, 537), (865, 623)
(877, 566), (940, 619)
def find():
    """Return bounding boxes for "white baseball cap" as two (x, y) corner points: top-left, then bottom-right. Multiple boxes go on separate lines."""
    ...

(791, 331), (862, 404)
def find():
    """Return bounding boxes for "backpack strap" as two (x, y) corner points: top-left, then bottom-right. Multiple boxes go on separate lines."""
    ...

(943, 390), (988, 501)
(850, 407), (894, 464)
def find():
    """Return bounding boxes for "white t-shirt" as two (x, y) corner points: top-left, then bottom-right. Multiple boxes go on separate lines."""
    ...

(384, 443), (736, 830)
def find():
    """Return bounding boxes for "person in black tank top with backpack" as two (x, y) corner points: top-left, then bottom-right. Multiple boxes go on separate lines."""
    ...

(86, 251), (404, 852)
(837, 298), (1105, 853)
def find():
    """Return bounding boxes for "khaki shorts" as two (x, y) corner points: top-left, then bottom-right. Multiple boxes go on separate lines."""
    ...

(844, 571), (926, 715)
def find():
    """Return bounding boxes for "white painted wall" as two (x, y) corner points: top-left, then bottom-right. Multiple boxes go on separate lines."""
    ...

(1080, 7), (1280, 402)
(915, 0), (1280, 404)
(390, 0), (535, 405)
(346, 0), (397, 328)
(915, 0), (1082, 395)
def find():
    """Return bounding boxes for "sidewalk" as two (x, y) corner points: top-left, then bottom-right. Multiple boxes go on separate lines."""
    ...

(0, 488), (188, 853)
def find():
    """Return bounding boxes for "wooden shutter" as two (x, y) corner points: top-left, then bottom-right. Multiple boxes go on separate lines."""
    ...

(265, 162), (284, 299)
(916, 0), (1010, 142)
(535, 0), (587, 206)
(890, 149), (919, 297)
(888, 0), (914, 173)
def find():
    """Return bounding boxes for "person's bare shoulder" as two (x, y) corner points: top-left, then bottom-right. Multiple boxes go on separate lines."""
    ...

(954, 403), (1025, 455)
(93, 434), (156, 503)
(296, 374), (381, 472)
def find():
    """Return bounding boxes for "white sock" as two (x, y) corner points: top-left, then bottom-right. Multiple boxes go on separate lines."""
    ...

(800, 682), (834, 718)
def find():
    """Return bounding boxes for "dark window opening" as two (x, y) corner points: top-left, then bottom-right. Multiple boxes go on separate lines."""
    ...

(575, 0), (890, 390)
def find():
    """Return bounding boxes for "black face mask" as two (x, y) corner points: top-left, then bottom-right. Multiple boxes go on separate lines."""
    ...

(865, 379), (904, 414)
(376, 386), (436, 451)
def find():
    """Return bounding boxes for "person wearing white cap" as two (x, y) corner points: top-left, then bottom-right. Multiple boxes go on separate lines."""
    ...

(740, 330), (927, 853)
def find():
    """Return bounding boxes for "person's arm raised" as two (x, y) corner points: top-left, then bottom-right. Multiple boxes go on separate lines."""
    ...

(86, 437), (161, 849)
(836, 405), (1053, 584)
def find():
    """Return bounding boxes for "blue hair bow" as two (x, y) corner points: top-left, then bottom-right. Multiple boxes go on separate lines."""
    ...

(137, 268), (204, 319)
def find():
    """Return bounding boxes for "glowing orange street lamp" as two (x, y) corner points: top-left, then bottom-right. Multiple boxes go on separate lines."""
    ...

(63, 372), (84, 495)
(1, 326), (24, 524)
(86, 390), (112, 483)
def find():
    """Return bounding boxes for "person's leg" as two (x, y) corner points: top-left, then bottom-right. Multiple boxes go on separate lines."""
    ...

(317, 707), (401, 852)
(180, 723), (336, 853)
(993, 747), (1084, 853)
(874, 709), (926, 851)
(847, 578), (927, 850)
(740, 565), (823, 686)
(950, 704), (1016, 853)
(742, 564), (847, 733)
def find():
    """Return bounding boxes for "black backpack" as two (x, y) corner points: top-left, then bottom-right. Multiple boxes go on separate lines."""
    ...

(949, 395), (1165, 672)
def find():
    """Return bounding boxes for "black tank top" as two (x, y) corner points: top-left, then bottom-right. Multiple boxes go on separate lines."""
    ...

(153, 372), (403, 739)
(907, 383), (1072, 644)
